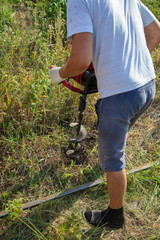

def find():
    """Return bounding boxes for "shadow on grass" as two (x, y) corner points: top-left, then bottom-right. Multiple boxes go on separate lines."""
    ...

(0, 162), (105, 239)
(0, 195), (79, 239)
(0, 189), (108, 240)
(81, 226), (114, 240)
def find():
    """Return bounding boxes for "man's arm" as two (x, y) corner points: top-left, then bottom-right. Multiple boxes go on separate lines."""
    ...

(59, 32), (93, 78)
(144, 19), (160, 53)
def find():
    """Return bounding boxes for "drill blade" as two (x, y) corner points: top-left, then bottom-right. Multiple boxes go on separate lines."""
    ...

(69, 122), (78, 127)
(69, 125), (87, 143)
(66, 143), (81, 157)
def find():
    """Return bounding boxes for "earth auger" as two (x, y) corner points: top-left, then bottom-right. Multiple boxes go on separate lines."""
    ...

(60, 64), (98, 160)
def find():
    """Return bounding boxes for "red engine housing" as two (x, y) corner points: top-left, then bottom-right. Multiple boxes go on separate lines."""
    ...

(62, 62), (97, 93)
(50, 58), (97, 94)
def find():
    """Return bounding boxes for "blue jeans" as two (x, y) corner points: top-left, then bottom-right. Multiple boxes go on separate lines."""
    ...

(95, 79), (156, 172)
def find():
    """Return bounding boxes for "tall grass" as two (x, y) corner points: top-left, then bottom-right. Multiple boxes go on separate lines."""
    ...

(0, 1), (78, 140)
(0, 0), (98, 213)
(1, 0), (159, 139)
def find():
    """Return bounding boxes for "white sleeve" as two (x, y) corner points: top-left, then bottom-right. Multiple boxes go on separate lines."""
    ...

(140, 2), (156, 27)
(67, 0), (93, 41)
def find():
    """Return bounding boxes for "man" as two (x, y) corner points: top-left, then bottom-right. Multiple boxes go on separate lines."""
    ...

(50, 0), (160, 228)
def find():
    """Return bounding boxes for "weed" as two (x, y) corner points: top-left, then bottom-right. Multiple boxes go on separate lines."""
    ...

(5, 198), (23, 219)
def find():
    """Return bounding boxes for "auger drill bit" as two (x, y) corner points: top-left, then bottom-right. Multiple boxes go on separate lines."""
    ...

(66, 71), (97, 158)
(66, 93), (88, 157)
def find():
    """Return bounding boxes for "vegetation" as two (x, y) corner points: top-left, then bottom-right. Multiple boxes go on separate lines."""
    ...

(0, 0), (160, 239)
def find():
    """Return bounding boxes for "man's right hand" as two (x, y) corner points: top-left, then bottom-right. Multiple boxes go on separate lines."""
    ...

(49, 66), (65, 85)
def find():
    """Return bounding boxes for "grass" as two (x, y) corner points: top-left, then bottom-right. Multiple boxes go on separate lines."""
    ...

(0, 0), (160, 239)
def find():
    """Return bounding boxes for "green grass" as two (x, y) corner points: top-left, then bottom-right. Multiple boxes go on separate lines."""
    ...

(0, 0), (160, 239)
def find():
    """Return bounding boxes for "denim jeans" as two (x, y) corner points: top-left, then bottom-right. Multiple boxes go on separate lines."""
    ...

(95, 79), (156, 171)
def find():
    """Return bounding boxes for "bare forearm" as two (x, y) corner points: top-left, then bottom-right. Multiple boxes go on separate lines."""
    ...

(144, 19), (160, 53)
(59, 55), (90, 79)
(59, 33), (93, 79)
(146, 36), (160, 53)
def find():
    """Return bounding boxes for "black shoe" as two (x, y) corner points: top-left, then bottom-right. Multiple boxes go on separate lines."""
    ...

(83, 207), (125, 229)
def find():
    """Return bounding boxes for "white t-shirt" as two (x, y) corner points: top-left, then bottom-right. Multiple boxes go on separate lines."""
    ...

(67, 0), (156, 98)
